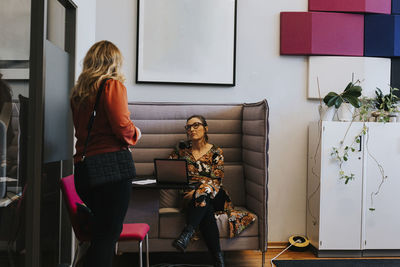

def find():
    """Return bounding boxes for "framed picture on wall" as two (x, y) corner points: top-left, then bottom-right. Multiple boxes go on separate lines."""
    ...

(0, 0), (30, 80)
(136, 0), (237, 86)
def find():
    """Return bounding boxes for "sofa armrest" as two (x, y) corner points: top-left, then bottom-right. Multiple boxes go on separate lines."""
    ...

(242, 100), (269, 252)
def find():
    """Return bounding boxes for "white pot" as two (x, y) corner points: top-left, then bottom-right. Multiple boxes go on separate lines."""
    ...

(337, 103), (354, 122)
(320, 106), (336, 121)
(389, 114), (397, 122)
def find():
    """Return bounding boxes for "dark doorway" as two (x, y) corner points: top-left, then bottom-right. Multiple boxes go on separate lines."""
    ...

(27, 0), (76, 266)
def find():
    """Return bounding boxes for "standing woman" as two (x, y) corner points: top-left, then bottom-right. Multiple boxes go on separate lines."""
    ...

(70, 40), (141, 267)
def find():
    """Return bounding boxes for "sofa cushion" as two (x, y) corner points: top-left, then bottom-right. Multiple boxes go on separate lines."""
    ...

(159, 207), (258, 239)
(159, 189), (181, 209)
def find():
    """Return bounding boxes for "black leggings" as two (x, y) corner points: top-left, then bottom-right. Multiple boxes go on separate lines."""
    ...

(186, 191), (225, 253)
(75, 178), (132, 267)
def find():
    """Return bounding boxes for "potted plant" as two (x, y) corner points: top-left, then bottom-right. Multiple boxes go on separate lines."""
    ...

(323, 81), (362, 121)
(315, 81), (392, 211)
(371, 87), (399, 122)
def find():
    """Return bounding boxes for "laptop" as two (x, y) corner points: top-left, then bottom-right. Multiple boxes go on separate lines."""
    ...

(132, 159), (196, 188)
(154, 158), (191, 186)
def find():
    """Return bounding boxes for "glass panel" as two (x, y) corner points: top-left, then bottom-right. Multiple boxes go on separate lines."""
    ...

(0, 0), (30, 265)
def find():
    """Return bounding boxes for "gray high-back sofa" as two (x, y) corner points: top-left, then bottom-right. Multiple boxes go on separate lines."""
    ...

(119, 100), (269, 258)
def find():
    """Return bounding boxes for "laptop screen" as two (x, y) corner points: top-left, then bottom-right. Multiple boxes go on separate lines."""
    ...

(154, 159), (189, 184)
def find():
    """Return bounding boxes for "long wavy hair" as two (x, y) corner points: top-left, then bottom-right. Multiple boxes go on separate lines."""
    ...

(70, 40), (125, 107)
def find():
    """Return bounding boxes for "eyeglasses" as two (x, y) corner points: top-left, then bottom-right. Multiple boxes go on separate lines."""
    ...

(184, 122), (204, 131)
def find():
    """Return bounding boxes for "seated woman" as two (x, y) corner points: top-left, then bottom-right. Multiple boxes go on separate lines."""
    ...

(170, 115), (256, 267)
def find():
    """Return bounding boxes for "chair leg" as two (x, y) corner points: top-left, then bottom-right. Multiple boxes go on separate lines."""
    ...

(145, 234), (149, 267)
(138, 240), (143, 267)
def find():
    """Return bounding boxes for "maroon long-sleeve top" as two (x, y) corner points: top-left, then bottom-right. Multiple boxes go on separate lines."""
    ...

(72, 79), (140, 163)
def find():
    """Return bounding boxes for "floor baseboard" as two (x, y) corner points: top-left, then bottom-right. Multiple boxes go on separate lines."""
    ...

(267, 242), (288, 249)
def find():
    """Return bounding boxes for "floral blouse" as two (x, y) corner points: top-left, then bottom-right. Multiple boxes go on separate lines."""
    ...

(169, 142), (256, 238)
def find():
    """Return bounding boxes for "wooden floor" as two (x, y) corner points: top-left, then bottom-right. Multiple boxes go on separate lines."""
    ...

(2, 247), (399, 267)
(113, 248), (400, 267)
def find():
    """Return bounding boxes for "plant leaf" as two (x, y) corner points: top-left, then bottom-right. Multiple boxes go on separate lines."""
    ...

(344, 86), (362, 97)
(346, 96), (361, 108)
(323, 92), (339, 106)
(344, 82), (353, 92)
(334, 97), (343, 108)
(376, 88), (383, 98)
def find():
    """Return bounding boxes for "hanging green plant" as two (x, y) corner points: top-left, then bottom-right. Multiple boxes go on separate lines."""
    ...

(331, 128), (365, 184)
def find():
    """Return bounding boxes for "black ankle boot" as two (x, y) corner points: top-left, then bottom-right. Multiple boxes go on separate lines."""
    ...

(172, 225), (195, 252)
(213, 251), (225, 267)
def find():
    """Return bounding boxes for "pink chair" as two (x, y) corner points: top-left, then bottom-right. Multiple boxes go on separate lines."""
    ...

(60, 175), (150, 267)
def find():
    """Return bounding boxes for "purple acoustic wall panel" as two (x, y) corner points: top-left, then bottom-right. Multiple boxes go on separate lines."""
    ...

(393, 0), (400, 14)
(309, 0), (391, 14)
(364, 14), (400, 57)
(280, 12), (364, 56)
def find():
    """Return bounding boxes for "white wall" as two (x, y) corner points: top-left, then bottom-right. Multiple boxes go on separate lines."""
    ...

(95, 0), (319, 242)
(72, 0), (96, 258)
(74, 0), (96, 78)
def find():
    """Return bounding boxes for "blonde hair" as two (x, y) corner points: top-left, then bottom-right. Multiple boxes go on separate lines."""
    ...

(71, 40), (125, 106)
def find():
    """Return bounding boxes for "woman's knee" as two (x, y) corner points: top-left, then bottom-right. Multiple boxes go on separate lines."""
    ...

(192, 194), (212, 208)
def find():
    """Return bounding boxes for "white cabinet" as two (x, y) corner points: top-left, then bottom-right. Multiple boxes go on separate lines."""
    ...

(307, 121), (400, 254)
(363, 123), (400, 250)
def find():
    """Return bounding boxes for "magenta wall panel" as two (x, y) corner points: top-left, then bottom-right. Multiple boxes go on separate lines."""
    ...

(280, 12), (364, 56)
(309, 0), (391, 14)
(280, 12), (312, 55)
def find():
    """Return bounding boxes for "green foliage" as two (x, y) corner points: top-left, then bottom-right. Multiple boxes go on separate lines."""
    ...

(366, 87), (400, 122)
(330, 126), (367, 185)
(321, 81), (395, 212)
(331, 145), (356, 184)
(358, 97), (375, 122)
(374, 87), (399, 112)
(323, 82), (362, 109)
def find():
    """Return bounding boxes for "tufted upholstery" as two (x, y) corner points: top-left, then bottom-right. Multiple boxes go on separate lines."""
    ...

(125, 100), (269, 252)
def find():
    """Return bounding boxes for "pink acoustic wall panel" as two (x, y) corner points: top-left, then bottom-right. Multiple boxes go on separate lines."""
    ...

(309, 0), (391, 14)
(280, 12), (364, 56)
